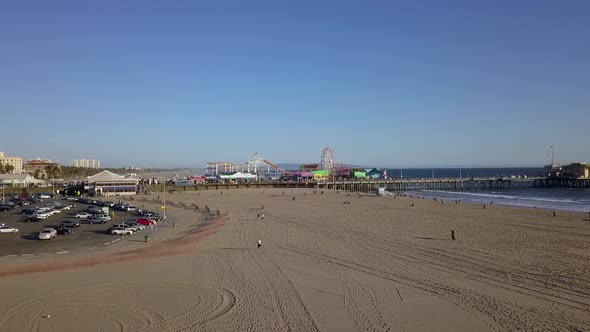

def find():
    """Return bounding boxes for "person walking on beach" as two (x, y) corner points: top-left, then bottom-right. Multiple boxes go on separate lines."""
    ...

(261, 213), (265, 221)
(257, 239), (262, 248)
(451, 230), (456, 241)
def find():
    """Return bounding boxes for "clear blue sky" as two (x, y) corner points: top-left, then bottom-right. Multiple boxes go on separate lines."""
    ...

(1, 0), (589, 168)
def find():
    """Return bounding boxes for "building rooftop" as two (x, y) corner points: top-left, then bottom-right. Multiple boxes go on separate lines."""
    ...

(87, 170), (136, 182)
(0, 174), (32, 181)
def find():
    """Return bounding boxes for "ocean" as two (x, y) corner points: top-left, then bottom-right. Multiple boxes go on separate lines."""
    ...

(384, 168), (589, 213)
(385, 167), (545, 179)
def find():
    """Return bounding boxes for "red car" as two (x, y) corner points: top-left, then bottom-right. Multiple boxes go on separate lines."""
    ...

(136, 218), (156, 225)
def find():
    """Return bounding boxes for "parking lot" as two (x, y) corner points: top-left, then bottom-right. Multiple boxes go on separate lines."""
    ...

(0, 198), (151, 256)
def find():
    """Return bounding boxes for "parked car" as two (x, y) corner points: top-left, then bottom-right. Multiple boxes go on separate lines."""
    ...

(0, 205), (13, 212)
(24, 216), (44, 223)
(127, 205), (138, 212)
(22, 208), (37, 215)
(56, 227), (73, 235)
(95, 214), (111, 221)
(113, 204), (128, 211)
(0, 226), (19, 234)
(38, 194), (52, 199)
(137, 218), (156, 226)
(32, 212), (51, 220)
(125, 222), (144, 231)
(60, 220), (81, 228)
(88, 217), (107, 224)
(38, 228), (57, 240)
(109, 226), (135, 235)
(76, 212), (94, 219)
(84, 206), (101, 213)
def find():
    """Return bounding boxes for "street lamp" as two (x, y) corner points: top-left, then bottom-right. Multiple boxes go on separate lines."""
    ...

(163, 179), (167, 220)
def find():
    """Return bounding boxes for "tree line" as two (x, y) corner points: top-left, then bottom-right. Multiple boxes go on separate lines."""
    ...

(0, 163), (15, 174)
(41, 166), (137, 180)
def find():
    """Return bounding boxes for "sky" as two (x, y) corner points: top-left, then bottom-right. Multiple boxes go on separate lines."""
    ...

(1, 0), (589, 168)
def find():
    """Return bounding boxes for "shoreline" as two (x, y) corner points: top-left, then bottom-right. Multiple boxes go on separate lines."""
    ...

(405, 187), (590, 213)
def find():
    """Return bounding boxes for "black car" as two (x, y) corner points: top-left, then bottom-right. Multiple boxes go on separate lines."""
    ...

(22, 208), (37, 215)
(60, 220), (81, 228)
(56, 227), (73, 235)
(24, 216), (44, 223)
(0, 205), (13, 212)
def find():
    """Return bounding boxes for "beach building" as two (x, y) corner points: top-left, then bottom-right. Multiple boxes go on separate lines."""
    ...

(549, 163), (590, 179)
(0, 152), (24, 174)
(352, 169), (367, 179)
(72, 159), (101, 169)
(312, 169), (330, 181)
(86, 170), (138, 196)
(24, 159), (61, 179)
(364, 168), (382, 179)
(301, 164), (320, 172)
(0, 174), (46, 188)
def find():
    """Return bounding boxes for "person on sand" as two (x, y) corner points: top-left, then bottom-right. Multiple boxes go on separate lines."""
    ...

(257, 239), (262, 248)
(261, 213), (265, 221)
(451, 230), (456, 241)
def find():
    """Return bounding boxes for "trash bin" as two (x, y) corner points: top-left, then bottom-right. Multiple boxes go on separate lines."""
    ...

(144, 235), (150, 243)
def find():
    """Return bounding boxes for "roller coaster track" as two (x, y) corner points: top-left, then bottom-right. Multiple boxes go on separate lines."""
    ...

(245, 158), (288, 174)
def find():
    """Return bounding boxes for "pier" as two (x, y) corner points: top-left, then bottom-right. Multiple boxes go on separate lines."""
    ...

(168, 177), (590, 193)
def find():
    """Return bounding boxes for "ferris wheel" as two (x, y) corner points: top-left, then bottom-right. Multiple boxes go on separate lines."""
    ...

(321, 147), (336, 170)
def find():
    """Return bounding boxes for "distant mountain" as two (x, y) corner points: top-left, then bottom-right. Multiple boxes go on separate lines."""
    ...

(276, 163), (301, 171)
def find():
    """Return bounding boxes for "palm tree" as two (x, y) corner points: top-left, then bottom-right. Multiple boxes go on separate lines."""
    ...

(44, 165), (53, 179)
(34, 169), (41, 179)
(51, 165), (62, 179)
(4, 164), (14, 174)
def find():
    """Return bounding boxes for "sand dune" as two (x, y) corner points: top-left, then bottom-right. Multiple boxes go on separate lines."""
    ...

(1, 188), (589, 331)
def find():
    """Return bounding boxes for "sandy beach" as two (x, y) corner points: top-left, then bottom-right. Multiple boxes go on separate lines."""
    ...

(0, 188), (589, 331)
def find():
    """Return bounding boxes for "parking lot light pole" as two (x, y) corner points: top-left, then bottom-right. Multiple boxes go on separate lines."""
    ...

(163, 179), (166, 220)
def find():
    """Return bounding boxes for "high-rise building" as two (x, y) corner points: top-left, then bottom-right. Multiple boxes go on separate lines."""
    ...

(71, 159), (101, 169)
(0, 151), (24, 174)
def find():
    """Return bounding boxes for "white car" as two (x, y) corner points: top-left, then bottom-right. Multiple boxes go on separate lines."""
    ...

(39, 194), (51, 199)
(33, 212), (50, 220)
(38, 228), (57, 240)
(110, 227), (135, 235)
(0, 226), (19, 234)
(76, 212), (93, 219)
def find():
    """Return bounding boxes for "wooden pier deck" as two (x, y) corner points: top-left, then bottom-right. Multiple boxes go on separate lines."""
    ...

(167, 177), (590, 192)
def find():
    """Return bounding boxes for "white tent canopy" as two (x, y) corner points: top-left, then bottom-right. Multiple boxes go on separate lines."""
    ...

(219, 172), (257, 180)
